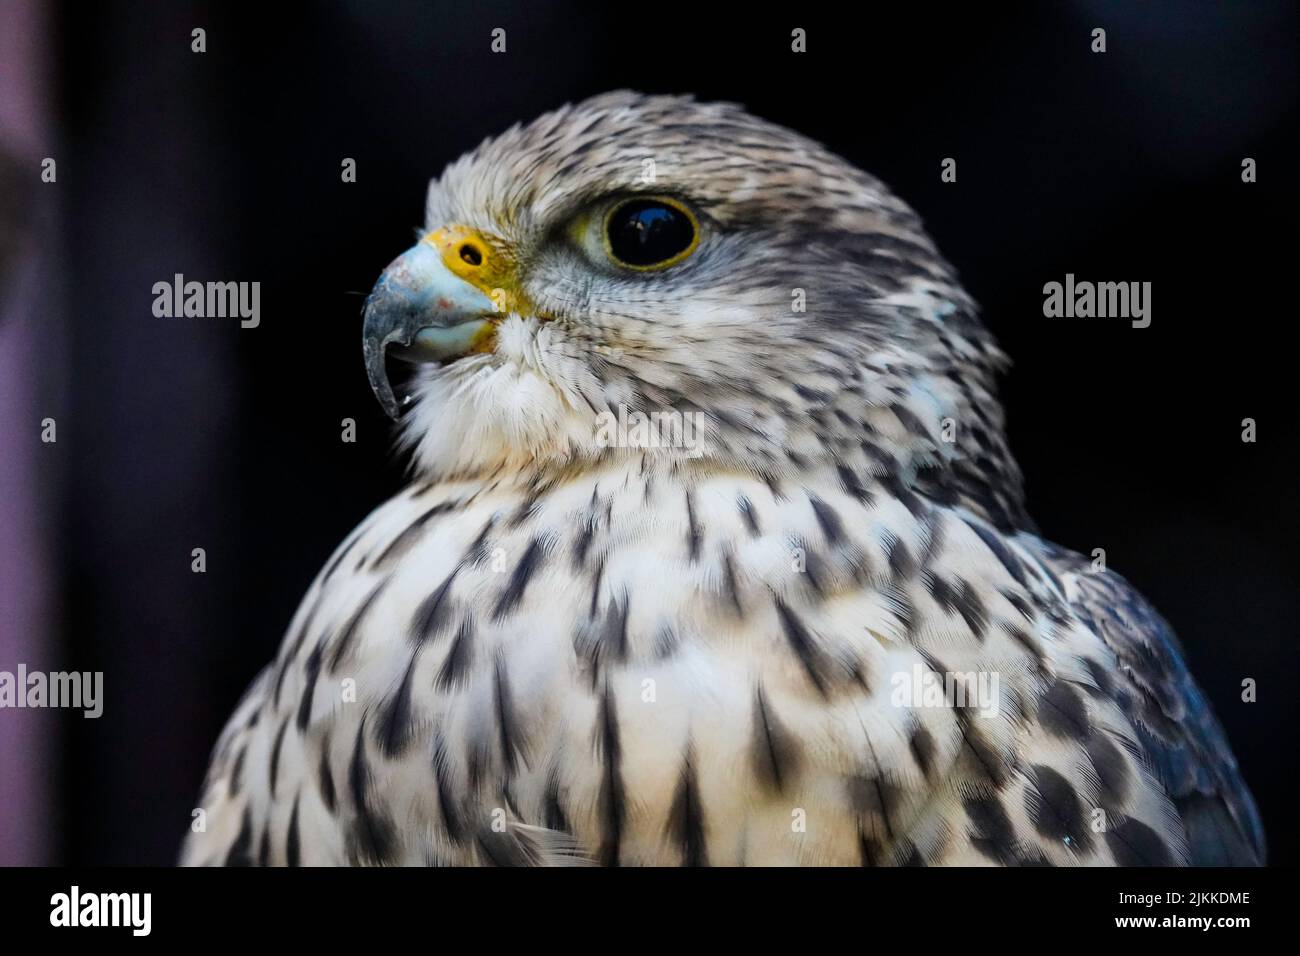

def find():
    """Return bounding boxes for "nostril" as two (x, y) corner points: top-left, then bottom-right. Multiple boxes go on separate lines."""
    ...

(459, 243), (483, 267)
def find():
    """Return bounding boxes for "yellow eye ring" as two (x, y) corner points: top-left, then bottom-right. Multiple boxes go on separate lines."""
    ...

(601, 195), (700, 271)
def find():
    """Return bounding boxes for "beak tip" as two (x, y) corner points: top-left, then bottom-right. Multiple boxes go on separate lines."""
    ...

(362, 335), (404, 421)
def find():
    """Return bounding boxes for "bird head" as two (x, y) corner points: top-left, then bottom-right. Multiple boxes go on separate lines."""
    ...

(363, 91), (1021, 522)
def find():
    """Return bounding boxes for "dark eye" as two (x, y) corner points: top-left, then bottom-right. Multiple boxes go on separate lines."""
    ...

(604, 197), (699, 269)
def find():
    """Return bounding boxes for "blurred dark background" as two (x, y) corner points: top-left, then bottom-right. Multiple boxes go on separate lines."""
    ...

(0, 0), (1295, 865)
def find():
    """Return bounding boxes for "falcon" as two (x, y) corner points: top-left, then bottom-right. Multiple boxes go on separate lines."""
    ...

(182, 92), (1263, 866)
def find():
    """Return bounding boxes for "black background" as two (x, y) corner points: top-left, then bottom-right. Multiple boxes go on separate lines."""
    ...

(33, 0), (1300, 865)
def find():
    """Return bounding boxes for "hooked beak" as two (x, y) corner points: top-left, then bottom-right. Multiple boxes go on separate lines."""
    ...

(362, 239), (498, 419)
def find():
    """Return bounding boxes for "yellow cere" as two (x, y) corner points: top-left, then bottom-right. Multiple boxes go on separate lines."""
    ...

(424, 226), (525, 313)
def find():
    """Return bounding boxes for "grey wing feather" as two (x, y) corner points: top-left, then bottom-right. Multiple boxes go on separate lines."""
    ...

(1039, 544), (1265, 866)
